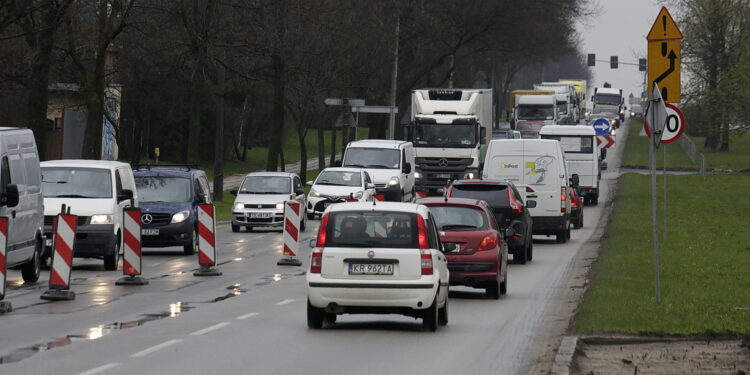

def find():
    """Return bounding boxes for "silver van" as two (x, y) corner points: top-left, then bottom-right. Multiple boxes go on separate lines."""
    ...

(1, 128), (44, 282)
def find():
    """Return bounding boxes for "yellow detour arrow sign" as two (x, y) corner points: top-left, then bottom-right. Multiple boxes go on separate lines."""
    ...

(647, 7), (683, 103)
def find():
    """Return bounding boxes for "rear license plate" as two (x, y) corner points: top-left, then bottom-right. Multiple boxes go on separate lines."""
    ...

(435, 173), (451, 179)
(141, 229), (159, 236)
(348, 263), (394, 275)
(249, 212), (272, 219)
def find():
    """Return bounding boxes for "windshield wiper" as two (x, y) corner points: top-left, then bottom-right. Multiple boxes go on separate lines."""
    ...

(52, 194), (95, 198)
(42, 180), (68, 184)
(245, 191), (286, 194)
(441, 224), (478, 230)
(365, 164), (392, 168)
(343, 163), (367, 168)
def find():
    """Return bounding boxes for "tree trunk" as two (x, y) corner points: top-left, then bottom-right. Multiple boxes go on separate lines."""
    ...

(297, 121), (307, 182)
(213, 57), (226, 201)
(186, 64), (203, 164)
(82, 60), (106, 159)
(719, 123), (729, 151)
(266, 55), (285, 171)
(329, 125), (337, 166)
(26, 35), (56, 160)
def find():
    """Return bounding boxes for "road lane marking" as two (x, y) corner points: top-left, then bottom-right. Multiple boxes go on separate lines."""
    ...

(275, 299), (295, 306)
(78, 363), (121, 375)
(130, 339), (183, 358)
(190, 322), (231, 336)
(236, 312), (259, 320)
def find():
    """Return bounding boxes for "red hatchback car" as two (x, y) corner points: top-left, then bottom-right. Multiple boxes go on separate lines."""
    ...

(418, 197), (509, 299)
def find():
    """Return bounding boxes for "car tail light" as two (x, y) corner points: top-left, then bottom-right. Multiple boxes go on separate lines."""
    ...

(525, 186), (535, 193)
(477, 234), (499, 251)
(560, 187), (567, 213)
(310, 248), (323, 274)
(316, 213), (330, 248)
(508, 189), (523, 213)
(420, 249), (433, 275)
(416, 214), (429, 250)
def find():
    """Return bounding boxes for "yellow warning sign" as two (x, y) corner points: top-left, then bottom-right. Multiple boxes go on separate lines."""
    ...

(647, 7), (683, 41)
(648, 40), (681, 103)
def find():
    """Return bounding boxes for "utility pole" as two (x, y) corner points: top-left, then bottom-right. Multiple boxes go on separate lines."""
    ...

(387, 11), (400, 140)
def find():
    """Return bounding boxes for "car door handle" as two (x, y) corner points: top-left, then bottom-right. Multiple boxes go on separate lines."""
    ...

(527, 195), (538, 198)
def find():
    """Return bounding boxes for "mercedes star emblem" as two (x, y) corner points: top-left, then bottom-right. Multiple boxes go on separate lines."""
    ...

(367, 250), (375, 259)
(438, 158), (449, 168)
(141, 213), (153, 224)
(257, 204), (262, 209)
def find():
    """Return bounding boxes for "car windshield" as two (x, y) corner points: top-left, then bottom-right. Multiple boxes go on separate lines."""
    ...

(518, 105), (555, 120)
(136, 176), (192, 202)
(412, 123), (477, 148)
(429, 205), (488, 230)
(595, 93), (621, 106)
(315, 171), (361, 187)
(239, 176), (290, 194)
(41, 167), (113, 199)
(343, 148), (400, 169)
(326, 211), (418, 248)
(540, 135), (594, 154)
(450, 184), (510, 208)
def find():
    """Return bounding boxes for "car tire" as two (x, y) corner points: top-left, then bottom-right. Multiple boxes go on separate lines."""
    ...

(103, 238), (120, 271)
(486, 276), (501, 299)
(231, 224), (240, 233)
(246, 226), (253, 232)
(422, 295), (439, 332)
(566, 227), (571, 240)
(579, 213), (584, 228)
(307, 212), (315, 220)
(300, 215), (306, 232)
(500, 270), (508, 295)
(592, 196), (599, 205)
(184, 228), (197, 255)
(573, 215), (581, 229)
(324, 313), (337, 324)
(514, 247), (526, 265)
(21, 238), (42, 282)
(556, 230), (567, 243)
(307, 299), (325, 329)
(438, 296), (448, 326)
(526, 240), (533, 262)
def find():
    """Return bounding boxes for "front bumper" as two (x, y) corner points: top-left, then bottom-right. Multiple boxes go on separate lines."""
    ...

(531, 215), (567, 235)
(232, 209), (284, 227)
(307, 274), (439, 311)
(44, 224), (116, 258)
(141, 219), (194, 248)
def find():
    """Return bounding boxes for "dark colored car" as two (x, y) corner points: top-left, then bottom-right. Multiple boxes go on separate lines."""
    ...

(418, 197), (508, 299)
(569, 187), (583, 229)
(133, 166), (212, 255)
(446, 179), (534, 264)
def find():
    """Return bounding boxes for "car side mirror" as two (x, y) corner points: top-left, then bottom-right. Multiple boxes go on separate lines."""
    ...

(480, 127), (487, 144)
(525, 200), (537, 208)
(333, 160), (342, 167)
(306, 181), (313, 186)
(366, 183), (375, 189)
(442, 242), (457, 252)
(402, 162), (412, 174)
(117, 189), (133, 203)
(230, 189), (238, 196)
(296, 188), (305, 196)
(570, 173), (580, 187)
(2, 184), (19, 208)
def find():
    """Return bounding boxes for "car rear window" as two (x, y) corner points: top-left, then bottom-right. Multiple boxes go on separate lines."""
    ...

(450, 184), (510, 208)
(428, 205), (487, 231)
(326, 211), (417, 248)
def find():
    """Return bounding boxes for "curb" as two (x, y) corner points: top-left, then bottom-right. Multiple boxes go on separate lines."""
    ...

(551, 336), (578, 375)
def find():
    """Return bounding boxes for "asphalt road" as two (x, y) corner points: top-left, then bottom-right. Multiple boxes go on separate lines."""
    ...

(0, 126), (626, 375)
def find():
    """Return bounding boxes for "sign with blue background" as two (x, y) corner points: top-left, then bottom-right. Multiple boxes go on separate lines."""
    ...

(592, 118), (611, 136)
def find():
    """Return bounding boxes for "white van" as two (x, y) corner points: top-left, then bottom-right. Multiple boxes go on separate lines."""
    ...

(40, 160), (138, 270)
(482, 139), (571, 242)
(340, 140), (416, 202)
(540, 125), (600, 205)
(1, 128), (44, 282)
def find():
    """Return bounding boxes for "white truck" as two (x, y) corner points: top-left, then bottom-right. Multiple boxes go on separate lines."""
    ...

(559, 79), (588, 120)
(407, 89), (492, 194)
(514, 94), (558, 138)
(540, 125), (600, 205)
(592, 87), (624, 121)
(534, 83), (578, 124)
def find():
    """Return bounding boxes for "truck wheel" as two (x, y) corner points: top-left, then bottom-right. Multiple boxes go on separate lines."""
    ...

(21, 238), (42, 282)
(103, 238), (120, 271)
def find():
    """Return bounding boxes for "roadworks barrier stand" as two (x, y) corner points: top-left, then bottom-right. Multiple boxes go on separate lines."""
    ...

(278, 201), (303, 266)
(116, 207), (149, 285)
(41, 208), (77, 301)
(194, 204), (222, 276)
(0, 217), (12, 313)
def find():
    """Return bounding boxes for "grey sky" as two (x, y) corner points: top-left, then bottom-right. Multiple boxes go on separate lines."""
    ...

(579, 0), (664, 102)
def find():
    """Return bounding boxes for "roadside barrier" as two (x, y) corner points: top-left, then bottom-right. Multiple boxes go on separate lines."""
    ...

(194, 204), (222, 276)
(0, 217), (11, 313)
(41, 207), (76, 301)
(116, 207), (148, 285)
(278, 200), (302, 266)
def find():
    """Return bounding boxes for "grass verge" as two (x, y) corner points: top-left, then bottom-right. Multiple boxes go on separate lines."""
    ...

(622, 119), (750, 171)
(571, 172), (750, 334)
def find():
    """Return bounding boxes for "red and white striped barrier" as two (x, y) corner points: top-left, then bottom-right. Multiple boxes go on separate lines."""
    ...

(0, 217), (11, 313)
(278, 201), (302, 266)
(194, 204), (221, 276)
(41, 213), (77, 301)
(116, 207), (148, 285)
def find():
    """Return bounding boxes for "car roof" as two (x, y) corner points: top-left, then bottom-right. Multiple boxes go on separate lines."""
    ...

(451, 178), (513, 187)
(134, 167), (206, 178)
(41, 159), (131, 169)
(417, 197), (489, 209)
(326, 201), (427, 217)
(243, 171), (298, 178)
(318, 167), (366, 174)
(539, 125), (596, 136)
(346, 139), (410, 149)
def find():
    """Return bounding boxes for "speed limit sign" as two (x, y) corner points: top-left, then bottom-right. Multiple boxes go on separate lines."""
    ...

(644, 103), (685, 144)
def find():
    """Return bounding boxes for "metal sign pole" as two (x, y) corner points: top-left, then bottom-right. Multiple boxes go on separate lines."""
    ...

(663, 144), (667, 243)
(649, 103), (661, 304)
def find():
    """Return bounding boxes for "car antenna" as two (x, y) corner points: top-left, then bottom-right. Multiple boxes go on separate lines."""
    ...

(373, 197), (376, 206)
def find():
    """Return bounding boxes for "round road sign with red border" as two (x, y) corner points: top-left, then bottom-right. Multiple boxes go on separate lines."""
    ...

(644, 102), (685, 144)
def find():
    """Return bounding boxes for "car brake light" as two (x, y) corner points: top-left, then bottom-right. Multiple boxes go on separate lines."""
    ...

(310, 249), (323, 273)
(416, 215), (429, 249)
(561, 187), (567, 213)
(508, 189), (523, 214)
(316, 213), (330, 248)
(477, 234), (499, 251)
(420, 249), (433, 275)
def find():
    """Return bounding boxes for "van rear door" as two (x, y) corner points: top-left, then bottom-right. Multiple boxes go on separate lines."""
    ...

(522, 149), (563, 218)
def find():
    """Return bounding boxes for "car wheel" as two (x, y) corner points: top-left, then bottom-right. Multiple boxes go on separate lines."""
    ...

(573, 215), (581, 229)
(566, 227), (571, 240)
(231, 224), (240, 233)
(422, 295), (439, 332)
(307, 299), (325, 329)
(324, 313), (337, 324)
(21, 238), (42, 282)
(556, 230), (567, 243)
(438, 296), (448, 326)
(300, 215), (306, 232)
(307, 212), (315, 220)
(486, 276), (501, 299)
(500, 269), (508, 295)
(184, 228), (197, 255)
(592, 196), (599, 205)
(579, 213), (584, 229)
(103, 238), (120, 271)
(514, 247), (526, 265)
(526, 241), (533, 262)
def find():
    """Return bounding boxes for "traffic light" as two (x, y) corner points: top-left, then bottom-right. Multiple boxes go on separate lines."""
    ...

(639, 58), (647, 71)
(587, 54), (595, 67)
(610, 56), (618, 69)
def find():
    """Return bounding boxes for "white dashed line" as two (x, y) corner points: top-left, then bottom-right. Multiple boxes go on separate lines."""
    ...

(275, 299), (295, 306)
(130, 339), (183, 358)
(236, 312), (259, 320)
(190, 322), (232, 336)
(78, 363), (121, 375)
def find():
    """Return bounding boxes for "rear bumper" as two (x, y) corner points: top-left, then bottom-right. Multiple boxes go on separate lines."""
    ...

(44, 224), (116, 258)
(579, 186), (599, 199)
(446, 252), (498, 287)
(306, 274), (439, 310)
(531, 215), (567, 234)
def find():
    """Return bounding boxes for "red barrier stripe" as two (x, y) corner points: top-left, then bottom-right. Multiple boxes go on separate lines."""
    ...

(124, 260), (137, 275)
(199, 252), (212, 264)
(284, 219), (298, 242)
(283, 244), (296, 257)
(124, 230), (141, 257)
(50, 268), (66, 287)
(55, 235), (74, 268)
(125, 209), (140, 223)
(289, 202), (300, 216)
(197, 221), (215, 248)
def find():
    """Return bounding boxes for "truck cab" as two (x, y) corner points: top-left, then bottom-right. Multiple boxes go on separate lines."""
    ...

(540, 125), (600, 205)
(514, 94), (558, 138)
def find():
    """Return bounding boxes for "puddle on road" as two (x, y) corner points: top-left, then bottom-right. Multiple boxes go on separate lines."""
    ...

(254, 272), (305, 286)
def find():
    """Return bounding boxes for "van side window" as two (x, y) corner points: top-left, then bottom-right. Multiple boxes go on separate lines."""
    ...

(0, 157), (9, 190)
(9, 154), (25, 189)
(293, 177), (302, 193)
(23, 153), (41, 192)
(115, 170), (123, 196)
(401, 149), (407, 168)
(364, 172), (371, 184)
(198, 176), (211, 203)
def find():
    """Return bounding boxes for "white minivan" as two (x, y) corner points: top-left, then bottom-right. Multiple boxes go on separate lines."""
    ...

(41, 160), (138, 270)
(339, 140), (416, 202)
(482, 139), (571, 243)
(1, 128), (44, 282)
(540, 125), (600, 205)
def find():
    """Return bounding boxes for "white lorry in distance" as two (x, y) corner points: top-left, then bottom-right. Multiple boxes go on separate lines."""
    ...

(558, 79), (588, 120)
(592, 87), (624, 121)
(406, 89), (492, 194)
(514, 94), (558, 138)
(539, 125), (600, 205)
(534, 83), (578, 124)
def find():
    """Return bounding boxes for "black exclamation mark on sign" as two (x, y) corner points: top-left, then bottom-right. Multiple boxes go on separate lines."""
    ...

(662, 15), (667, 37)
